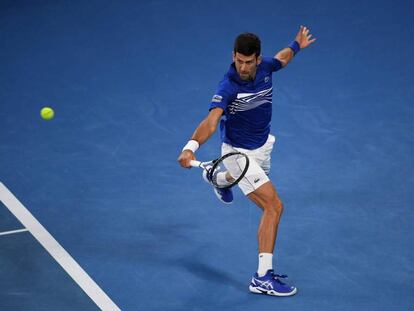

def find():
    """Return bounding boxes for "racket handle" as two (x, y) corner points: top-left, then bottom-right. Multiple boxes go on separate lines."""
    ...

(189, 160), (201, 167)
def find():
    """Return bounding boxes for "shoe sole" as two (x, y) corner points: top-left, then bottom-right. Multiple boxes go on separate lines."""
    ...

(249, 285), (297, 297)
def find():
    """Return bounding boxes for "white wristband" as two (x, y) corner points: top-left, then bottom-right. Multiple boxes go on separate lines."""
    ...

(182, 140), (199, 153)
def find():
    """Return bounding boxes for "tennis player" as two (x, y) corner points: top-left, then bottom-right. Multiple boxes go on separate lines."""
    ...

(178, 26), (316, 296)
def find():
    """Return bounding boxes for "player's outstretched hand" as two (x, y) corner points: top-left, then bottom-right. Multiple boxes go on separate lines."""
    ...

(295, 25), (316, 49)
(178, 150), (196, 168)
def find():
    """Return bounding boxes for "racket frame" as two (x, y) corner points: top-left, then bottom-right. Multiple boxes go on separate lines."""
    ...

(190, 152), (249, 189)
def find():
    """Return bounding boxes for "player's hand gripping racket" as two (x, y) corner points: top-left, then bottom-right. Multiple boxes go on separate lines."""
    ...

(189, 152), (250, 189)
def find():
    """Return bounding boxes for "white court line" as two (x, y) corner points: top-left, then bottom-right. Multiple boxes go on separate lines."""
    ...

(0, 228), (29, 236)
(0, 182), (121, 311)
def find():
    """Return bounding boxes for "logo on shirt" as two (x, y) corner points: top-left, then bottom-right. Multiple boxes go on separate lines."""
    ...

(229, 87), (273, 114)
(212, 95), (223, 103)
(264, 76), (269, 83)
(254, 178), (260, 183)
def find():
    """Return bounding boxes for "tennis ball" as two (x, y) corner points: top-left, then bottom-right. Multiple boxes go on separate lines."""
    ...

(40, 107), (54, 120)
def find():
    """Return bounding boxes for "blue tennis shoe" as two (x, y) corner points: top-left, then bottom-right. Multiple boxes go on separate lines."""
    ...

(212, 187), (233, 204)
(202, 168), (233, 204)
(249, 269), (297, 296)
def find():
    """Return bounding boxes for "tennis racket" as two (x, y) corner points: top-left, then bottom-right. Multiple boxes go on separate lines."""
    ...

(190, 152), (249, 189)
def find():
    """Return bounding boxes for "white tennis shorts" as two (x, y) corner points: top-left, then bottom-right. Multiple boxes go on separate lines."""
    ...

(221, 134), (276, 195)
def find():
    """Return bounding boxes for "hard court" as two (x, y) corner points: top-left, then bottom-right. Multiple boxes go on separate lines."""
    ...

(1, 0), (413, 310)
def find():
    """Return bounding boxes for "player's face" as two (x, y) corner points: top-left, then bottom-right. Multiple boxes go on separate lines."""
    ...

(233, 52), (262, 81)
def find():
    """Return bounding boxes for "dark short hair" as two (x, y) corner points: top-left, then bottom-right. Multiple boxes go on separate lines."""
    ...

(234, 33), (261, 57)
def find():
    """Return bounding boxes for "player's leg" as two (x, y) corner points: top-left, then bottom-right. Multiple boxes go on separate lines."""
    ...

(247, 181), (282, 254)
(246, 181), (296, 296)
(201, 142), (236, 203)
(238, 135), (296, 296)
(236, 163), (278, 271)
(246, 134), (280, 253)
(202, 168), (234, 204)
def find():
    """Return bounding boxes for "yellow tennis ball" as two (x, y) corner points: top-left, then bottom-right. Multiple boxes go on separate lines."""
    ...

(40, 107), (55, 120)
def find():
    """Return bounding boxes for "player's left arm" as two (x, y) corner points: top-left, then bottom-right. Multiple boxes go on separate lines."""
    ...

(275, 25), (316, 68)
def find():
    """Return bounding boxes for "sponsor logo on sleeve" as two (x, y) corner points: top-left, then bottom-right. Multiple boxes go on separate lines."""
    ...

(212, 95), (223, 103)
(264, 76), (269, 83)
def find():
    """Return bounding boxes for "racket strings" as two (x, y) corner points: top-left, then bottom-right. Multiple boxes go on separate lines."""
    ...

(211, 153), (249, 188)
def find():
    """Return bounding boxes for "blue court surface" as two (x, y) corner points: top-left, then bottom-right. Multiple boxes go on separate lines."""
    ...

(1, 0), (413, 310)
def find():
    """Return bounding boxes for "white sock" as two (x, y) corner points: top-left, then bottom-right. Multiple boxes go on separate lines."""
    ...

(257, 253), (273, 277)
(216, 172), (232, 187)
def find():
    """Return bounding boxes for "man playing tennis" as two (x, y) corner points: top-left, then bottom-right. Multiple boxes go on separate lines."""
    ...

(178, 26), (316, 296)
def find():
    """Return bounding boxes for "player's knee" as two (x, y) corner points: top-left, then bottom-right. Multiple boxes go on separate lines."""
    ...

(264, 196), (283, 216)
(273, 198), (284, 215)
(277, 199), (284, 215)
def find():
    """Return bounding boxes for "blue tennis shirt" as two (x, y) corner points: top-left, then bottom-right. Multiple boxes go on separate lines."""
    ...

(210, 57), (283, 150)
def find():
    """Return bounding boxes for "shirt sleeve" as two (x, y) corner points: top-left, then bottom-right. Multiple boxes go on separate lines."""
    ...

(261, 57), (283, 73)
(209, 79), (234, 111)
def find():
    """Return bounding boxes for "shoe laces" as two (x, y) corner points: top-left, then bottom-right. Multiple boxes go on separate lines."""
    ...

(272, 273), (288, 285)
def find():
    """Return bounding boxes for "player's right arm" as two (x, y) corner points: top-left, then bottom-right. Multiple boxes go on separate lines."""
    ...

(177, 107), (224, 168)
